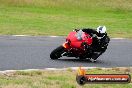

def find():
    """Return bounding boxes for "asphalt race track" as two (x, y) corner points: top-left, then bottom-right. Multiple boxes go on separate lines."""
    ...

(0, 36), (132, 70)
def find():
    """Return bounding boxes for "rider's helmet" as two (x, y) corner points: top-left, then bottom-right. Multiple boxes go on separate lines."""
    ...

(96, 26), (106, 37)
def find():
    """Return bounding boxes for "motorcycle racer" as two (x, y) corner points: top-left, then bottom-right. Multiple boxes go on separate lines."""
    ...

(76, 26), (109, 49)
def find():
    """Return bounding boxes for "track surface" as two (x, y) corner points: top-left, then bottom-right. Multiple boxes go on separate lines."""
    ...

(0, 36), (132, 70)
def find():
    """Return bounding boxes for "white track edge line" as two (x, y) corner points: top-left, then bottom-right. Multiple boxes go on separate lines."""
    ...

(12, 35), (30, 37)
(12, 35), (126, 39)
(111, 38), (125, 39)
(0, 67), (97, 73)
(0, 67), (131, 74)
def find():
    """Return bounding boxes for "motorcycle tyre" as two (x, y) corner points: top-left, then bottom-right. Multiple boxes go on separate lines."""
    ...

(50, 45), (65, 60)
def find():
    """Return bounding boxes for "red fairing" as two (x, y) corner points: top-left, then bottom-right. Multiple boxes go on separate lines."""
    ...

(66, 31), (93, 48)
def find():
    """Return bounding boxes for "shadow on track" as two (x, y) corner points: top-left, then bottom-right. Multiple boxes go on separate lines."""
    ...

(54, 58), (103, 64)
(49, 56), (112, 67)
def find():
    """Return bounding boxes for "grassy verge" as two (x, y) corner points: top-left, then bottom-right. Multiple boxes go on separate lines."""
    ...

(0, 68), (132, 88)
(0, 0), (132, 38)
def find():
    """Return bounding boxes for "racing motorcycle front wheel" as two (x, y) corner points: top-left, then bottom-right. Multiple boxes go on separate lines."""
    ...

(50, 45), (65, 60)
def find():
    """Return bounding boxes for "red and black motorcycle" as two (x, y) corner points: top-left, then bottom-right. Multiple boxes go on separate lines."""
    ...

(50, 30), (110, 62)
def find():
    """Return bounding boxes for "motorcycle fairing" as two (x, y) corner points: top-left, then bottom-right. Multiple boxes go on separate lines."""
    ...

(66, 31), (93, 48)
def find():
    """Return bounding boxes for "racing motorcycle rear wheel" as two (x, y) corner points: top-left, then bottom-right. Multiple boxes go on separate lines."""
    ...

(50, 45), (65, 60)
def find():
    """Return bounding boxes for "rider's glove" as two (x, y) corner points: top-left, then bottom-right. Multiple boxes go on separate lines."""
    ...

(92, 34), (97, 38)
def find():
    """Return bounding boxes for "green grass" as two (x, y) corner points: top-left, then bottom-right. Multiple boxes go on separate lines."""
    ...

(0, 0), (132, 38)
(0, 68), (132, 88)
